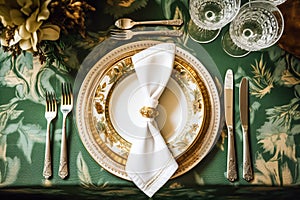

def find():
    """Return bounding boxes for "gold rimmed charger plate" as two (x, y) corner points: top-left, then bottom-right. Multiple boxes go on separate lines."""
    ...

(76, 41), (221, 180)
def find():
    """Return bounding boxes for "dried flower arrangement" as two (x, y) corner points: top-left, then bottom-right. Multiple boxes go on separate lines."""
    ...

(0, 0), (95, 65)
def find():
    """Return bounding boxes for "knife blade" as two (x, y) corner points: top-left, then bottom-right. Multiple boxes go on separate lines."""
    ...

(224, 69), (237, 182)
(239, 77), (253, 181)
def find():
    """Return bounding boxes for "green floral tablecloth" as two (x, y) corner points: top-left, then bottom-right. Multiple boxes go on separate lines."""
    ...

(0, 0), (300, 199)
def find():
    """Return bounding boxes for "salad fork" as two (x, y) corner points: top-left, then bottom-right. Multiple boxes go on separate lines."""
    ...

(58, 83), (73, 179)
(43, 92), (57, 179)
(110, 29), (183, 40)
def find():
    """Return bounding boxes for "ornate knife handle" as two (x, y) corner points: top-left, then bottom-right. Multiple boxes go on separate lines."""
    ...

(242, 126), (253, 181)
(227, 126), (237, 182)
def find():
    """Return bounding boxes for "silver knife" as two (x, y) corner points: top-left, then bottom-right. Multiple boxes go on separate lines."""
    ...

(240, 77), (253, 181)
(224, 69), (237, 182)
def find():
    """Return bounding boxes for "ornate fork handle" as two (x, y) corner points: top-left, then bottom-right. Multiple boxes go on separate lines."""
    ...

(133, 30), (183, 37)
(135, 19), (183, 26)
(58, 113), (68, 179)
(43, 119), (52, 179)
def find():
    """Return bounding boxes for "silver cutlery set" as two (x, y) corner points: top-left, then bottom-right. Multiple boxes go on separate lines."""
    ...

(110, 18), (183, 40)
(225, 69), (253, 182)
(43, 83), (73, 179)
(44, 21), (252, 182)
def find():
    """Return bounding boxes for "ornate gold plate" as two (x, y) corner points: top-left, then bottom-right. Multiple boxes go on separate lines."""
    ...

(76, 41), (221, 180)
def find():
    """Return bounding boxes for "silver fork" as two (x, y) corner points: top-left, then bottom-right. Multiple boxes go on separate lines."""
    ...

(58, 83), (73, 179)
(43, 92), (57, 179)
(110, 29), (183, 40)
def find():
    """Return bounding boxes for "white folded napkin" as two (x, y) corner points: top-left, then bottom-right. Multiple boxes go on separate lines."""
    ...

(126, 43), (178, 197)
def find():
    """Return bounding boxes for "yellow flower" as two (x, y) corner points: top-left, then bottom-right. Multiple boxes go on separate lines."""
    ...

(0, 0), (60, 52)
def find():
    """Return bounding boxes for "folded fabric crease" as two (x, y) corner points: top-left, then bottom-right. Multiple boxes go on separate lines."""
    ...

(125, 43), (178, 197)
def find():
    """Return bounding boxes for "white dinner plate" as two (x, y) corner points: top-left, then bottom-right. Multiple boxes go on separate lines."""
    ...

(76, 40), (221, 180)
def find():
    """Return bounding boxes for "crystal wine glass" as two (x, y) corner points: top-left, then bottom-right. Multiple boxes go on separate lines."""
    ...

(222, 1), (284, 57)
(188, 0), (241, 43)
(252, 0), (287, 6)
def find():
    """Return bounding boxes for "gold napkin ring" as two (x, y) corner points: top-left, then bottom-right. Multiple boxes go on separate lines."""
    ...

(140, 106), (159, 118)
